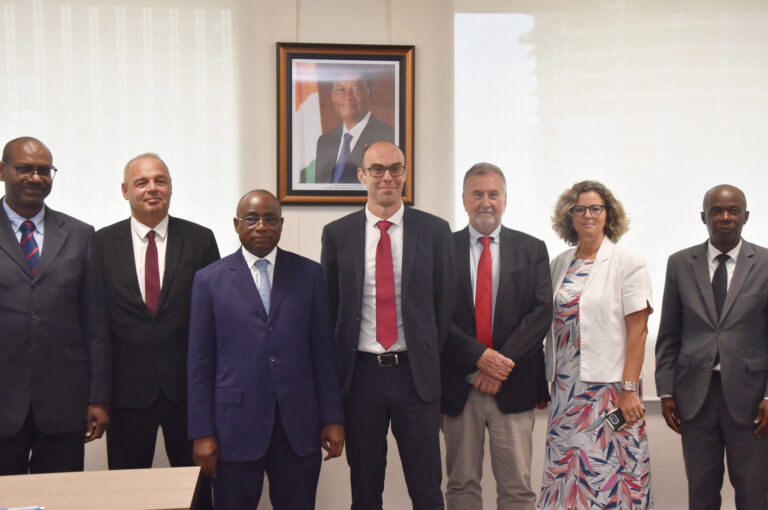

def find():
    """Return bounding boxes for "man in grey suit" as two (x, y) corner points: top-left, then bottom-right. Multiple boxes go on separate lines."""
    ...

(0, 136), (110, 474)
(321, 141), (455, 509)
(656, 184), (768, 510)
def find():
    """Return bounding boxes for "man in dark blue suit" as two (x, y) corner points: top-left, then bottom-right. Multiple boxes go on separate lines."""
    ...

(187, 190), (344, 509)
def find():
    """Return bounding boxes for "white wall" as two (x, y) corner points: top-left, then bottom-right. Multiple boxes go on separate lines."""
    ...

(2, 0), (748, 508)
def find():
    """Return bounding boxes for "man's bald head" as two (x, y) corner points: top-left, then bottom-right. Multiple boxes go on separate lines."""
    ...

(703, 184), (747, 211)
(2, 137), (52, 163)
(236, 189), (281, 217)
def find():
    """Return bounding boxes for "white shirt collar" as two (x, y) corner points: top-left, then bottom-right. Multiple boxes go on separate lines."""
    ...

(343, 110), (372, 139)
(131, 215), (169, 240)
(241, 245), (278, 269)
(365, 201), (404, 227)
(468, 223), (501, 244)
(707, 239), (742, 264)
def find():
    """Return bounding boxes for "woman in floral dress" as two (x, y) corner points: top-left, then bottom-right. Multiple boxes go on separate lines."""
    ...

(539, 181), (654, 509)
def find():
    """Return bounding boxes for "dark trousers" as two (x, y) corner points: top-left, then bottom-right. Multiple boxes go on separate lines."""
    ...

(0, 407), (84, 475)
(107, 390), (192, 469)
(681, 373), (768, 510)
(212, 407), (321, 510)
(345, 357), (444, 510)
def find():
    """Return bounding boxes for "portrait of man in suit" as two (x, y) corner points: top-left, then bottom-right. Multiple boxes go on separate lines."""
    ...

(321, 141), (456, 509)
(0, 136), (110, 475)
(188, 190), (344, 510)
(441, 163), (552, 510)
(313, 66), (395, 184)
(656, 184), (768, 510)
(96, 153), (220, 470)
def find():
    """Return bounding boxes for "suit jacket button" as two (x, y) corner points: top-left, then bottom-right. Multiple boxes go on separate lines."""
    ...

(269, 355), (276, 363)
(31, 312), (39, 320)
(267, 326), (273, 332)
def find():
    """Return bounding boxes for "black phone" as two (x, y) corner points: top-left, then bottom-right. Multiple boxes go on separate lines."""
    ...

(605, 408), (627, 431)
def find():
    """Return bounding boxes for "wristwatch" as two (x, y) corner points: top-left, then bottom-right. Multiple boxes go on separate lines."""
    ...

(621, 380), (638, 392)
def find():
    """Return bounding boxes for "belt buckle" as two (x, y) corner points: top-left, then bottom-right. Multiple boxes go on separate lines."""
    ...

(377, 353), (398, 367)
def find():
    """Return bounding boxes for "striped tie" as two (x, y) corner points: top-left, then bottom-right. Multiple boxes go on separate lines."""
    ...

(20, 221), (40, 274)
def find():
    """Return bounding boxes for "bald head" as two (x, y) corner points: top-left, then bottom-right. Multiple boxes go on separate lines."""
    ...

(2, 137), (52, 164)
(360, 140), (404, 170)
(236, 189), (281, 217)
(703, 184), (746, 211)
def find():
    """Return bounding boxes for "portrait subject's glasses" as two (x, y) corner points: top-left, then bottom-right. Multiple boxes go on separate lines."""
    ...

(237, 216), (281, 227)
(3, 163), (58, 181)
(365, 164), (406, 178)
(569, 205), (606, 217)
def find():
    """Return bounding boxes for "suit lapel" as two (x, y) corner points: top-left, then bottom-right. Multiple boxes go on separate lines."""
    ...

(157, 216), (182, 313)
(113, 220), (145, 309)
(690, 241), (718, 325)
(231, 250), (267, 320)
(34, 208), (67, 282)
(455, 228), (474, 310)
(401, 207), (417, 298)
(719, 241), (755, 324)
(350, 210), (366, 306)
(496, 227), (524, 306)
(0, 201), (31, 275)
(270, 248), (298, 319)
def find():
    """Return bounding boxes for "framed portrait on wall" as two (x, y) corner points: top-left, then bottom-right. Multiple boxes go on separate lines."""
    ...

(277, 42), (414, 205)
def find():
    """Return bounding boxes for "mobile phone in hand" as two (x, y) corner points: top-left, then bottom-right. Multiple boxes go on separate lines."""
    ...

(605, 408), (627, 431)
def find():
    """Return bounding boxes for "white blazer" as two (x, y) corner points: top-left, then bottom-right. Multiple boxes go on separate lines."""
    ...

(545, 236), (653, 382)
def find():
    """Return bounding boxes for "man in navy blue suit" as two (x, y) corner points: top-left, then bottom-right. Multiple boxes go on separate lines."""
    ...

(187, 189), (344, 509)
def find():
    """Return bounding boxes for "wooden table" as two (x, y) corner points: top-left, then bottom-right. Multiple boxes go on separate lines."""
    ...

(0, 466), (200, 510)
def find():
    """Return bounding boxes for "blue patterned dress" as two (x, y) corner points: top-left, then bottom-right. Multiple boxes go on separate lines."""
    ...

(538, 258), (652, 509)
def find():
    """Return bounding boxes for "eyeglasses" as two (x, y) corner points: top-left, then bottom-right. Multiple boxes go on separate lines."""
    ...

(569, 205), (606, 217)
(236, 216), (281, 227)
(364, 164), (406, 178)
(3, 163), (58, 181)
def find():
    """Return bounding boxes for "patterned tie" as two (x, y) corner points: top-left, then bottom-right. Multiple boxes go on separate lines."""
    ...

(145, 230), (160, 315)
(475, 237), (493, 348)
(19, 221), (40, 274)
(332, 133), (353, 183)
(712, 253), (729, 365)
(375, 221), (398, 350)
(255, 259), (271, 314)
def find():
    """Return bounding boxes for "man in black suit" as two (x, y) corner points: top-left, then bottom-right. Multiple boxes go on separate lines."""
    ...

(321, 140), (455, 509)
(441, 163), (552, 510)
(96, 153), (219, 469)
(0, 136), (110, 475)
(314, 68), (394, 184)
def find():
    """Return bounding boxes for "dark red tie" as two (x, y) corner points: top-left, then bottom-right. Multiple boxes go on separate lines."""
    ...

(376, 221), (398, 350)
(475, 237), (493, 348)
(145, 230), (160, 315)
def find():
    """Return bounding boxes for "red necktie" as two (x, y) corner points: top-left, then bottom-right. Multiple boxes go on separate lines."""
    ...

(475, 237), (493, 348)
(145, 230), (160, 315)
(375, 221), (398, 350)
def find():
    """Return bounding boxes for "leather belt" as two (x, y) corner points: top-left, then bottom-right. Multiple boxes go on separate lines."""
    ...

(357, 351), (408, 367)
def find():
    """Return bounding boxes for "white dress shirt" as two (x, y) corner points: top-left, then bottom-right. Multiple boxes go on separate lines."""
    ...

(468, 223), (501, 326)
(3, 198), (45, 252)
(358, 203), (406, 353)
(335, 110), (372, 163)
(130, 215), (169, 302)
(241, 245), (277, 290)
